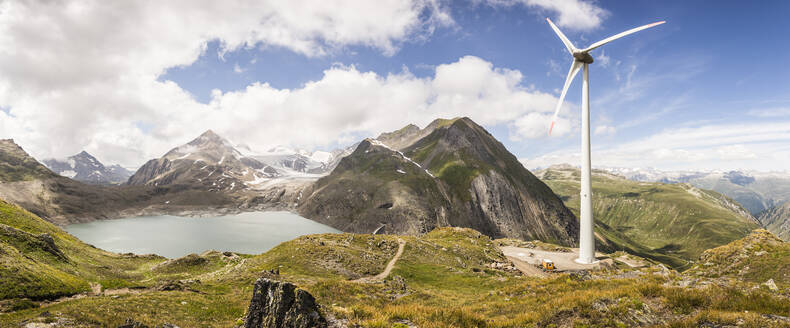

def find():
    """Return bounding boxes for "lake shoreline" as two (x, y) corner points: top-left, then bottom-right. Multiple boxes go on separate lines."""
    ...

(65, 211), (341, 259)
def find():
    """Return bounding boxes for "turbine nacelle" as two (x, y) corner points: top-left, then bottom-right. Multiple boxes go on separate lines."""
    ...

(572, 52), (594, 64)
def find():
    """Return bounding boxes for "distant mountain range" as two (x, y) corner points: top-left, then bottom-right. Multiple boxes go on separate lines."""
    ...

(42, 151), (133, 185)
(0, 139), (240, 224)
(602, 167), (790, 215)
(128, 130), (351, 189)
(601, 166), (790, 241)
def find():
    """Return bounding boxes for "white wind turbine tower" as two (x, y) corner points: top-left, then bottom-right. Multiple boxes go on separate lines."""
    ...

(546, 18), (665, 264)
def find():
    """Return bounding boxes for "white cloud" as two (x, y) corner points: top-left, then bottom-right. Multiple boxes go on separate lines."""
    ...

(716, 144), (757, 160)
(0, 0), (456, 167)
(0, 43), (568, 167)
(486, 0), (608, 30)
(206, 56), (566, 157)
(512, 112), (575, 139)
(233, 63), (245, 74)
(522, 121), (790, 171)
(597, 50), (610, 67)
(593, 125), (615, 136)
(747, 107), (790, 118)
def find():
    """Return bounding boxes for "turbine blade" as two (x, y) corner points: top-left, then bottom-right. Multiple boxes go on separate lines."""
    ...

(582, 21), (665, 53)
(549, 60), (583, 136)
(546, 18), (577, 54)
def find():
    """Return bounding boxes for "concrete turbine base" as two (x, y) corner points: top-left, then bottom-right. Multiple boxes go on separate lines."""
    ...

(574, 257), (599, 265)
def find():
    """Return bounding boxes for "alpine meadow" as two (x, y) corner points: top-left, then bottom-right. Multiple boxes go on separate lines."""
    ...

(1, 1), (789, 327)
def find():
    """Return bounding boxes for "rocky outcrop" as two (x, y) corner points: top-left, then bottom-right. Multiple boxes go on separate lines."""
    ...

(243, 278), (327, 328)
(0, 224), (67, 261)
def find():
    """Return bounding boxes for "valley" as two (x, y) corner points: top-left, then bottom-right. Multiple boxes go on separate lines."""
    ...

(603, 167), (790, 241)
(1, 199), (789, 327)
(0, 118), (783, 267)
(538, 165), (760, 269)
(2, 117), (790, 327)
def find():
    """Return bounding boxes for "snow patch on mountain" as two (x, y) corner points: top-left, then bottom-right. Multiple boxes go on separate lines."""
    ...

(42, 151), (133, 184)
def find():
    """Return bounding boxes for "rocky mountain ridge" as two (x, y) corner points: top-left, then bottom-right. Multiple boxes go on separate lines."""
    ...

(43, 151), (133, 185)
(298, 117), (579, 245)
(127, 130), (280, 191)
(758, 200), (790, 241)
(0, 139), (240, 225)
(0, 139), (57, 183)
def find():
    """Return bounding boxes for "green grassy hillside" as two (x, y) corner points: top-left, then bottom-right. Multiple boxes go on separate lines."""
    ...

(0, 139), (56, 183)
(0, 199), (164, 301)
(2, 197), (787, 327)
(5, 224), (789, 327)
(687, 229), (790, 287)
(538, 166), (760, 270)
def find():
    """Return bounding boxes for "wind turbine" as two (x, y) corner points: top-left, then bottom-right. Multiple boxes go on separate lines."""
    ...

(546, 18), (665, 264)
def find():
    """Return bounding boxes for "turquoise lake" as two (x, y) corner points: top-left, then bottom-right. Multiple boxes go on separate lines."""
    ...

(65, 211), (340, 258)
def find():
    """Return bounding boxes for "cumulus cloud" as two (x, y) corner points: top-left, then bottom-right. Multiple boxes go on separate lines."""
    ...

(522, 121), (790, 171)
(486, 0), (608, 30)
(0, 9), (568, 169)
(0, 0), (459, 167)
(205, 56), (566, 159)
(513, 112), (575, 139)
(597, 50), (611, 67)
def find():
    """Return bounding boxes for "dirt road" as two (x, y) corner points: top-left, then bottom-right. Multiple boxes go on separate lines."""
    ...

(354, 238), (406, 282)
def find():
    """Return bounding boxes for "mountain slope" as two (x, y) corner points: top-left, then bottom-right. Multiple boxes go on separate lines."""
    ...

(605, 167), (790, 215)
(0, 139), (236, 225)
(758, 201), (790, 241)
(43, 151), (132, 185)
(299, 118), (579, 246)
(687, 229), (789, 287)
(0, 198), (163, 300)
(0, 139), (56, 183)
(538, 165), (761, 268)
(127, 130), (279, 191)
(4, 219), (789, 327)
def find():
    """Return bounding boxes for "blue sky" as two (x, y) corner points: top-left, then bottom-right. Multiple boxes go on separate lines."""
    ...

(161, 1), (790, 170)
(1, 1), (789, 170)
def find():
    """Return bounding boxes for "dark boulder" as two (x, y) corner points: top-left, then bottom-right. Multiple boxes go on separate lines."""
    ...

(244, 278), (327, 328)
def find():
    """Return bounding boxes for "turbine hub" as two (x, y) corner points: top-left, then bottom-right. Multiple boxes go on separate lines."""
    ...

(573, 52), (594, 64)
